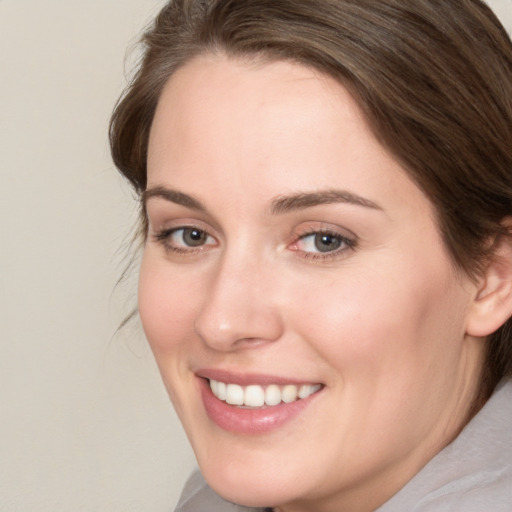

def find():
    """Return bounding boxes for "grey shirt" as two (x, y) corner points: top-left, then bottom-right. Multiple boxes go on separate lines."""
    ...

(175, 379), (512, 511)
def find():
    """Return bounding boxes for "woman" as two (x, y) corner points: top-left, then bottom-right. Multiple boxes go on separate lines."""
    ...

(110, 1), (512, 510)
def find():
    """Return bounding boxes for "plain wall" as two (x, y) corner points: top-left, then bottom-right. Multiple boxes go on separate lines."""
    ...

(1, 2), (196, 511)
(1, 1), (511, 511)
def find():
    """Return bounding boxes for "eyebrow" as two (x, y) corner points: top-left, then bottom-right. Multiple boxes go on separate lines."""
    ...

(269, 189), (382, 214)
(143, 186), (382, 215)
(143, 186), (207, 212)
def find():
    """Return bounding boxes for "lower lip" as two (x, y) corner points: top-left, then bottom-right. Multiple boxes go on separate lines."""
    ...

(199, 378), (321, 434)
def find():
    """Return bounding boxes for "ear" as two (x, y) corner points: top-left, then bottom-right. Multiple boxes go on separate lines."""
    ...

(466, 225), (512, 337)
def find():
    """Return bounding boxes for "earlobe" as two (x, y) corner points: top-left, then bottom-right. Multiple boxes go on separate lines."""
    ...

(466, 227), (512, 338)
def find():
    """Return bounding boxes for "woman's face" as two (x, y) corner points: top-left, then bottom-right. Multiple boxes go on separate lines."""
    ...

(140, 55), (485, 511)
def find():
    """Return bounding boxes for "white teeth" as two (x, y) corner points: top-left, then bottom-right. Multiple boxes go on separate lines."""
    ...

(225, 383), (244, 405)
(244, 385), (265, 407)
(217, 381), (227, 401)
(298, 384), (321, 399)
(209, 379), (321, 407)
(265, 384), (281, 406)
(282, 384), (298, 403)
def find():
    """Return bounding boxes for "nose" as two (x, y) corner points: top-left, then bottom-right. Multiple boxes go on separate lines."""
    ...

(194, 254), (284, 352)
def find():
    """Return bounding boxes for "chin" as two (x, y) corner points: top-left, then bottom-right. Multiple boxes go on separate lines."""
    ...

(204, 469), (293, 509)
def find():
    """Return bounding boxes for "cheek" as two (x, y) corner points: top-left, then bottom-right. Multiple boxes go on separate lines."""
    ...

(138, 254), (205, 422)
(138, 254), (198, 355)
(286, 255), (469, 378)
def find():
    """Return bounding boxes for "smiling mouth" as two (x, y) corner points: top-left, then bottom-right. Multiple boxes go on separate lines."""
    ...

(209, 379), (322, 408)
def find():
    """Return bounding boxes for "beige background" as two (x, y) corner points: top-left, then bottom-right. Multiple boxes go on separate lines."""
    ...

(1, 1), (511, 511)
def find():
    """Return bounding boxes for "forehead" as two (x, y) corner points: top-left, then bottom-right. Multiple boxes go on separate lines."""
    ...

(147, 54), (431, 222)
(149, 54), (370, 162)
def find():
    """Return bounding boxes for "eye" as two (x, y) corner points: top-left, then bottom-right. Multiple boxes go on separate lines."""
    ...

(299, 232), (343, 253)
(291, 230), (355, 258)
(153, 226), (216, 253)
(170, 227), (212, 247)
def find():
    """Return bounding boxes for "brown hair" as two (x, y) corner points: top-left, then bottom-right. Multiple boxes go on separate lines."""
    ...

(110, 0), (512, 395)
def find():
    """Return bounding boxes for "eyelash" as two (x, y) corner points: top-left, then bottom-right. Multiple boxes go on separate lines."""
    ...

(152, 226), (357, 261)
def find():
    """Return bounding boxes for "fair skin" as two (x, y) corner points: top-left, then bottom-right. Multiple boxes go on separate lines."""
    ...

(140, 54), (489, 512)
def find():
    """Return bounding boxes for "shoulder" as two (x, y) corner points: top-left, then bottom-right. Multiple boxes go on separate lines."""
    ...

(377, 379), (512, 512)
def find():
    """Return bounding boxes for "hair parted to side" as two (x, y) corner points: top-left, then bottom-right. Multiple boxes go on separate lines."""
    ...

(109, 0), (512, 395)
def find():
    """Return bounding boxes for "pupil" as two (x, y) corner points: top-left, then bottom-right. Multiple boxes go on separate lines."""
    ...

(315, 233), (341, 253)
(184, 228), (206, 246)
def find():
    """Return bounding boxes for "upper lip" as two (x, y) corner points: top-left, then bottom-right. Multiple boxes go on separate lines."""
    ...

(196, 368), (322, 387)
